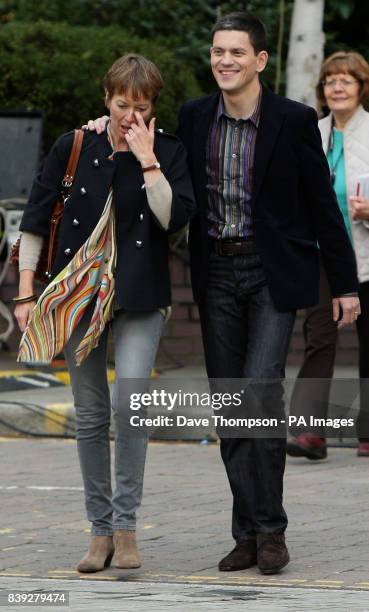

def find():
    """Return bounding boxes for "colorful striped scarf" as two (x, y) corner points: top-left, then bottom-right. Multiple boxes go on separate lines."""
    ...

(17, 191), (116, 366)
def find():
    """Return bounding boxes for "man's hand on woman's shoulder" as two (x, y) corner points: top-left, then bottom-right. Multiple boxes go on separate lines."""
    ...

(82, 116), (109, 134)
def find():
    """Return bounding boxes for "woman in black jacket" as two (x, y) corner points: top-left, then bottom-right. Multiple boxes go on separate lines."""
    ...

(14, 54), (195, 573)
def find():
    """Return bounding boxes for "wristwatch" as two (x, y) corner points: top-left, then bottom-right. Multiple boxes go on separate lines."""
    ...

(141, 161), (161, 172)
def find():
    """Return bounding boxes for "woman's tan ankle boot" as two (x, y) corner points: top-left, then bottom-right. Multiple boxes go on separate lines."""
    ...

(77, 535), (114, 573)
(112, 530), (141, 568)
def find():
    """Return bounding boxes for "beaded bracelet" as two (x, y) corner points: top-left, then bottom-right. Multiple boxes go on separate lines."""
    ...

(12, 294), (37, 304)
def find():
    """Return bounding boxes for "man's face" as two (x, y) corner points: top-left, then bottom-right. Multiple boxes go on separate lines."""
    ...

(210, 30), (267, 95)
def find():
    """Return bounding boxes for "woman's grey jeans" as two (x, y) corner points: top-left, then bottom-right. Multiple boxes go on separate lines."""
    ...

(64, 304), (164, 535)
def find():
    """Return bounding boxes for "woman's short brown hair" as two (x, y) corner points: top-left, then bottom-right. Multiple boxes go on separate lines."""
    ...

(316, 51), (369, 107)
(103, 53), (163, 103)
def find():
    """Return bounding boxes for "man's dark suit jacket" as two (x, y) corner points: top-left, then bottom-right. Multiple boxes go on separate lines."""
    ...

(177, 85), (358, 311)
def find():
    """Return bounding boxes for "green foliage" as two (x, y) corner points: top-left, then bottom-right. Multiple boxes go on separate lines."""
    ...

(0, 20), (201, 151)
(0, 0), (294, 91)
(1, 0), (369, 156)
(323, 0), (369, 62)
(1, 0), (215, 30)
(325, 0), (354, 22)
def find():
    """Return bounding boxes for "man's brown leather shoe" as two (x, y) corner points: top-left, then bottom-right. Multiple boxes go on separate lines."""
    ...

(257, 533), (289, 574)
(218, 539), (257, 571)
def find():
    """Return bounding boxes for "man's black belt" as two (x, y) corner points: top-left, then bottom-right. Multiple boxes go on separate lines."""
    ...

(211, 239), (256, 256)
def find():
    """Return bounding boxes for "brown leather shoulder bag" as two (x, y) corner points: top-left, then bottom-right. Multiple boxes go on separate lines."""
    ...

(10, 128), (84, 282)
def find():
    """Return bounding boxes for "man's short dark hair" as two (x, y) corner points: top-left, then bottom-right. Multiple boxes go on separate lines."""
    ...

(211, 11), (268, 54)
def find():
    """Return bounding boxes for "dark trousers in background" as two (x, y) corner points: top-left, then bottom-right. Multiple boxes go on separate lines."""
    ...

(199, 244), (296, 542)
(289, 260), (369, 441)
(289, 261), (337, 437)
(354, 281), (369, 441)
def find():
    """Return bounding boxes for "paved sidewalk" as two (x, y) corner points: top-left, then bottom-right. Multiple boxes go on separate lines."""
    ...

(1, 576), (369, 611)
(1, 358), (368, 609)
(1, 438), (369, 598)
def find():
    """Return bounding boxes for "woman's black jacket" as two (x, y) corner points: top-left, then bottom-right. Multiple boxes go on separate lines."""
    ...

(20, 129), (196, 311)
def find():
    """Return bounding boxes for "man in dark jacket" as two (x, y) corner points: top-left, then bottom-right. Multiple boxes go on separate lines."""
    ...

(177, 11), (360, 575)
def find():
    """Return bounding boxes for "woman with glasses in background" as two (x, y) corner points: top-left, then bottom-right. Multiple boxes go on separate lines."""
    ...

(288, 51), (369, 459)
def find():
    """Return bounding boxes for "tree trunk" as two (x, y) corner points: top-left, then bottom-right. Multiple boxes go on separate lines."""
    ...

(286, 0), (325, 107)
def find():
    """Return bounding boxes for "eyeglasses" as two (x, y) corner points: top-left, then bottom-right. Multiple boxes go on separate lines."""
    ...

(321, 78), (359, 88)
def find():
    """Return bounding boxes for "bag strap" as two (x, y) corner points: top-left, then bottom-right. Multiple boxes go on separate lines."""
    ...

(45, 129), (84, 278)
(62, 128), (84, 189)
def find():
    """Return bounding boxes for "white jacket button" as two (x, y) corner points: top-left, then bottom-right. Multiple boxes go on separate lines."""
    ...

(72, 218), (79, 226)
(64, 248), (71, 255)
(135, 240), (143, 248)
(80, 187), (87, 195)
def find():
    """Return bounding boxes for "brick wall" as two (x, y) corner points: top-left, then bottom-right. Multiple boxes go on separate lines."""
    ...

(0, 255), (359, 369)
(157, 255), (204, 367)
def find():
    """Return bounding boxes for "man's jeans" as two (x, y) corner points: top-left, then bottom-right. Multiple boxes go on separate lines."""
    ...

(199, 245), (296, 541)
(64, 303), (164, 536)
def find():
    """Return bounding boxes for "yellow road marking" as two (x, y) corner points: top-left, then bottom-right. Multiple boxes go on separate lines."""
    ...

(53, 368), (157, 385)
(351, 586), (369, 590)
(143, 572), (178, 578)
(0, 575), (361, 590)
(0, 370), (33, 377)
(44, 406), (71, 435)
(301, 583), (342, 588)
(78, 574), (118, 581)
(179, 576), (218, 581)
(0, 572), (31, 576)
(133, 573), (348, 590)
(53, 369), (115, 385)
(0, 568), (365, 590)
(46, 575), (74, 579)
(0, 367), (157, 389)
(315, 580), (344, 584)
(52, 372), (70, 385)
(48, 570), (78, 574)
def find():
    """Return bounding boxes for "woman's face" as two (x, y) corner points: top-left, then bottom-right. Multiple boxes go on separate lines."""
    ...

(323, 72), (361, 115)
(106, 90), (153, 141)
